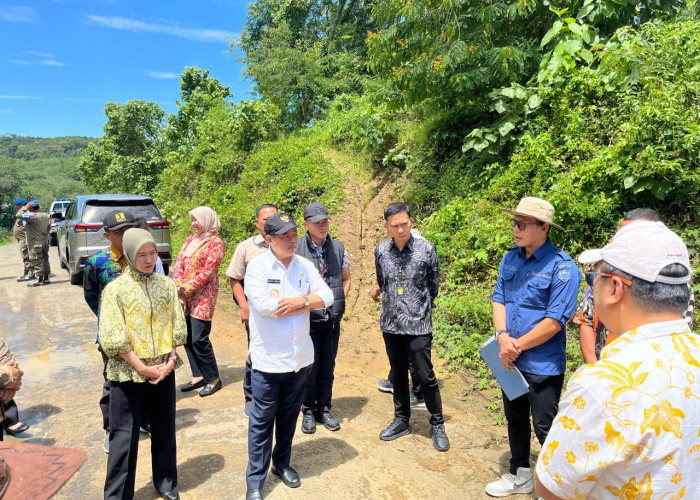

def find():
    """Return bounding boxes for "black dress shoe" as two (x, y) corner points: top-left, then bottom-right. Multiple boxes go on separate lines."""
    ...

(199, 379), (222, 397)
(379, 417), (412, 441)
(161, 489), (179, 500)
(180, 379), (206, 392)
(271, 465), (300, 488)
(319, 410), (340, 431)
(4, 422), (30, 436)
(246, 488), (263, 500)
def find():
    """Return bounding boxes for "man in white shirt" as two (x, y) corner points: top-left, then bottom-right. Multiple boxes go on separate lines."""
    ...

(534, 221), (699, 499)
(243, 213), (333, 500)
(226, 203), (278, 418)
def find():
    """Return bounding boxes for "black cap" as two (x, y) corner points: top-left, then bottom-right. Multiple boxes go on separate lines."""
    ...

(303, 202), (329, 222)
(264, 213), (298, 235)
(103, 210), (137, 231)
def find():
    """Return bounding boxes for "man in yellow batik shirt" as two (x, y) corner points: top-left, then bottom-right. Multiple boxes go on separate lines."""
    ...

(534, 221), (700, 499)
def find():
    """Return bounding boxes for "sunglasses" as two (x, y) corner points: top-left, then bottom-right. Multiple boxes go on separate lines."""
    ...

(510, 219), (543, 230)
(585, 271), (633, 287)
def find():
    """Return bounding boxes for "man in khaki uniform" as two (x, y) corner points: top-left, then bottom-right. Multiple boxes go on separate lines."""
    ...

(12, 198), (32, 282)
(16, 200), (51, 287)
(226, 203), (278, 418)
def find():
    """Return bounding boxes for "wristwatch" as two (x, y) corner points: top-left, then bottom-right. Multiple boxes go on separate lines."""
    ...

(495, 329), (508, 340)
(303, 297), (310, 307)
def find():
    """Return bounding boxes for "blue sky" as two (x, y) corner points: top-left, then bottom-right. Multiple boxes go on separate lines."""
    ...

(0, 1), (252, 138)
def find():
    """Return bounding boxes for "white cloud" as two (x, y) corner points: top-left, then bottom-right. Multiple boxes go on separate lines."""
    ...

(144, 70), (179, 80)
(0, 6), (36, 23)
(8, 58), (64, 66)
(87, 15), (236, 43)
(0, 95), (41, 100)
(24, 51), (54, 58)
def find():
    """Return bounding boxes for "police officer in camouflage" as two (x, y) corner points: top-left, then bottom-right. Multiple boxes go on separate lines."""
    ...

(12, 198), (33, 282)
(16, 200), (51, 287)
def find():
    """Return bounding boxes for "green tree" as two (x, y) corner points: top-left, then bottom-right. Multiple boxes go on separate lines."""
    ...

(78, 101), (165, 194)
(238, 0), (375, 128)
(164, 67), (232, 149)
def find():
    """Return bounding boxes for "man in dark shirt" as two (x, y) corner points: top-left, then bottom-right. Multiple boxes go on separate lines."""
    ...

(371, 202), (449, 452)
(296, 203), (351, 434)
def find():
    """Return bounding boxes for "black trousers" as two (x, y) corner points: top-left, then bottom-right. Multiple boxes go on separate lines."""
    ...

(184, 316), (219, 383)
(502, 371), (565, 474)
(99, 344), (111, 431)
(104, 373), (177, 500)
(387, 365), (422, 398)
(382, 332), (444, 425)
(246, 366), (309, 490)
(302, 318), (341, 413)
(2, 400), (19, 427)
(243, 322), (252, 402)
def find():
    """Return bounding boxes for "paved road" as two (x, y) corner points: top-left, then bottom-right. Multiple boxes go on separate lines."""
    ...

(1, 240), (527, 500)
(0, 242), (250, 499)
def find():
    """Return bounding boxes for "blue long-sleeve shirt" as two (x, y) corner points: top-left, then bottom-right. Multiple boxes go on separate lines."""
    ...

(492, 239), (582, 375)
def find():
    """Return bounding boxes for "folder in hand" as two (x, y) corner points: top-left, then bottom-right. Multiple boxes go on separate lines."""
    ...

(479, 337), (530, 401)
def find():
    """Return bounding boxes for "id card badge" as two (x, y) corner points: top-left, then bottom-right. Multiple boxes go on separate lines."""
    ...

(396, 285), (404, 296)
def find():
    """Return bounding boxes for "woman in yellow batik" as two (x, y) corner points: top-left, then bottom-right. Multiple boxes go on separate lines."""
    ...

(100, 228), (186, 500)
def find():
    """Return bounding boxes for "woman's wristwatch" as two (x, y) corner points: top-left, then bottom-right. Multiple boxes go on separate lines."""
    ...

(303, 296), (310, 308)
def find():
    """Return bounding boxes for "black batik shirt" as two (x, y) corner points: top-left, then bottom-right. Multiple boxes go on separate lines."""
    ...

(374, 236), (439, 335)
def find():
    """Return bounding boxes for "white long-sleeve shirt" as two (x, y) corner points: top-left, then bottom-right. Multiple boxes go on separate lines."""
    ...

(245, 250), (333, 373)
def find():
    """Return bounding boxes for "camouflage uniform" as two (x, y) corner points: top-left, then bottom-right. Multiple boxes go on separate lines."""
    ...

(17, 206), (51, 284)
(12, 206), (31, 278)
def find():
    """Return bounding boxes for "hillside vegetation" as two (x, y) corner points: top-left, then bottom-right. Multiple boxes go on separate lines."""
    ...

(0, 135), (90, 235)
(77, 2), (699, 375)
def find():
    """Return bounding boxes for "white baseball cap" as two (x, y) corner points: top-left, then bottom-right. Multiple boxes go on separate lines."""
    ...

(578, 221), (692, 285)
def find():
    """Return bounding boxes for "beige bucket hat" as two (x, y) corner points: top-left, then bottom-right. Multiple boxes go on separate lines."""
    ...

(502, 197), (563, 231)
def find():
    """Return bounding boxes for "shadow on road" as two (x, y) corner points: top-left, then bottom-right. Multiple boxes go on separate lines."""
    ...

(23, 403), (62, 424)
(133, 453), (225, 499)
(174, 407), (200, 431)
(276, 437), (359, 487)
(331, 396), (368, 422)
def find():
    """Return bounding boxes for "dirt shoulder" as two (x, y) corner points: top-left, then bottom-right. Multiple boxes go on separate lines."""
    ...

(1, 151), (538, 499)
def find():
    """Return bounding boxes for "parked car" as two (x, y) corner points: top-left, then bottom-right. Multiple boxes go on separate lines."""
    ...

(48, 198), (71, 246)
(56, 194), (172, 285)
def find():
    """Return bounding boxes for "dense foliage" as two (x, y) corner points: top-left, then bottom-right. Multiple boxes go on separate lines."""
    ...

(0, 135), (88, 234)
(74, 2), (699, 400)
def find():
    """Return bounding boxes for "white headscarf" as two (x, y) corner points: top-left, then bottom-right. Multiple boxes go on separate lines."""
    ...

(182, 206), (220, 258)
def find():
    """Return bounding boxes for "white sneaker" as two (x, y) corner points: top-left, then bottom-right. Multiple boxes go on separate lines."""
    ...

(485, 467), (533, 497)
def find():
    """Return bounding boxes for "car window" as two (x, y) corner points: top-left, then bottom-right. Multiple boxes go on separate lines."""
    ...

(82, 200), (162, 224)
(65, 202), (77, 220)
(54, 202), (70, 212)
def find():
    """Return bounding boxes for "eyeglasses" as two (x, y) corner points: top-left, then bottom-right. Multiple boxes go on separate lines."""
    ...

(585, 271), (633, 287)
(510, 219), (543, 230)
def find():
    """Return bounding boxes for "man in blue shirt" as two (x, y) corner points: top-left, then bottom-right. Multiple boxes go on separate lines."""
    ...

(485, 197), (581, 498)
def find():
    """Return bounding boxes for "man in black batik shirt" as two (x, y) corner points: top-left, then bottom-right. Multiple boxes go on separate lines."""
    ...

(371, 202), (450, 452)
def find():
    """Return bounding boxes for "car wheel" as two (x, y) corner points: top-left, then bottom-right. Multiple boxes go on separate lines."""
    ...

(50, 233), (58, 246)
(163, 265), (169, 276)
(70, 271), (83, 286)
(60, 258), (68, 270)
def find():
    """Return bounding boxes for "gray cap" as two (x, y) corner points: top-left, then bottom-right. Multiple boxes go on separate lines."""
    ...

(303, 203), (329, 223)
